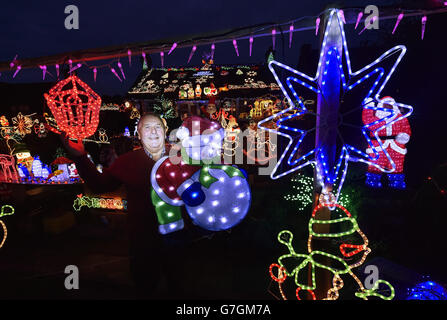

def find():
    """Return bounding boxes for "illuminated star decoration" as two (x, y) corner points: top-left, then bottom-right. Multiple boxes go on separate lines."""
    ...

(258, 9), (413, 199)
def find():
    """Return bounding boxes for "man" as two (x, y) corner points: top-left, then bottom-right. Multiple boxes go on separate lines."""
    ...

(60, 113), (185, 298)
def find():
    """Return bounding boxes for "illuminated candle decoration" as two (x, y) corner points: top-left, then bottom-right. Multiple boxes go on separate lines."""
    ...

(168, 42), (177, 55)
(269, 202), (395, 300)
(392, 13), (404, 34)
(187, 45), (197, 64)
(117, 62), (126, 80)
(151, 116), (251, 234)
(421, 16), (427, 40)
(232, 39), (239, 57)
(160, 51), (164, 68)
(44, 74), (102, 140)
(272, 28), (276, 50)
(289, 24), (294, 48)
(315, 17), (320, 35)
(128, 49), (132, 66)
(110, 67), (122, 82)
(355, 12), (363, 29)
(249, 37), (253, 56)
(258, 8), (413, 200)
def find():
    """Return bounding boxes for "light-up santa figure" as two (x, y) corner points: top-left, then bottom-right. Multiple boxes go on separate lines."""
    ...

(362, 96), (411, 189)
(150, 116), (251, 234)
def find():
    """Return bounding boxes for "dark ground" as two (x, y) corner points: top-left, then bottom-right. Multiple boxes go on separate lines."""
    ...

(0, 165), (445, 300)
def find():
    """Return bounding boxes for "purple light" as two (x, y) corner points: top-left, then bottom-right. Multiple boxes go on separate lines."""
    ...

(160, 51), (164, 67)
(168, 42), (177, 55)
(392, 13), (404, 35)
(110, 67), (122, 82)
(315, 17), (321, 35)
(421, 16), (427, 40)
(68, 59), (73, 72)
(359, 16), (377, 35)
(55, 64), (60, 77)
(117, 62), (126, 80)
(13, 65), (21, 78)
(289, 24), (294, 48)
(338, 10), (346, 24)
(211, 43), (215, 60)
(233, 39), (239, 57)
(39, 65), (47, 80)
(355, 12), (363, 30)
(249, 37), (253, 56)
(69, 63), (82, 73)
(142, 51), (147, 67)
(9, 54), (18, 68)
(127, 49), (132, 66)
(272, 28), (276, 50)
(187, 45), (197, 64)
(93, 68), (97, 82)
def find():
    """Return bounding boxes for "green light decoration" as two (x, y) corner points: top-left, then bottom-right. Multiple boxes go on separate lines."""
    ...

(284, 173), (352, 212)
(1, 204), (15, 249)
(355, 280), (395, 300)
(269, 204), (395, 300)
(151, 187), (182, 225)
(153, 95), (178, 119)
(73, 195), (127, 211)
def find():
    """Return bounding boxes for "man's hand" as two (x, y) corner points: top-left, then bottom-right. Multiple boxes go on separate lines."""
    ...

(60, 132), (87, 157)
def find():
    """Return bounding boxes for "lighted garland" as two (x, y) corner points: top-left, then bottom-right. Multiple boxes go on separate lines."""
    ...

(269, 202), (395, 300)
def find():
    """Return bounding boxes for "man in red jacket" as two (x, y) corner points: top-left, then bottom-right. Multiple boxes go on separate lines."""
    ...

(61, 112), (188, 298)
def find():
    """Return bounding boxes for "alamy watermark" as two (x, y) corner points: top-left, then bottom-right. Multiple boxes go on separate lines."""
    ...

(64, 265), (79, 289)
(64, 5), (79, 30)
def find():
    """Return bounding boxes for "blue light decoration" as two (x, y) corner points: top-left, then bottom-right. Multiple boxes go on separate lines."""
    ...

(258, 9), (413, 200)
(365, 172), (382, 188)
(123, 127), (130, 137)
(31, 156), (43, 178)
(407, 281), (447, 300)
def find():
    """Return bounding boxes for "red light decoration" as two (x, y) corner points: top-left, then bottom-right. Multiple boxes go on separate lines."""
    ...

(44, 75), (101, 140)
(296, 287), (316, 300)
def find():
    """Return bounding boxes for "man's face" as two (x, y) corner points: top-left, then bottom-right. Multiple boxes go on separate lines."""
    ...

(138, 116), (165, 153)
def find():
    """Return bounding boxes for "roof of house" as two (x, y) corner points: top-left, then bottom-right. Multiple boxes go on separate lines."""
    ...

(128, 63), (281, 100)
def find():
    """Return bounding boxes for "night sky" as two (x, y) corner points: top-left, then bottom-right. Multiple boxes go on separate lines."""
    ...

(0, 0), (405, 96)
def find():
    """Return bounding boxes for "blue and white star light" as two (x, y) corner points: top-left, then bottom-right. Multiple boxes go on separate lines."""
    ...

(258, 9), (413, 198)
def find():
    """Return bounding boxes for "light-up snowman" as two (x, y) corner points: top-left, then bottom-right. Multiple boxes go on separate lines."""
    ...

(150, 116), (251, 234)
